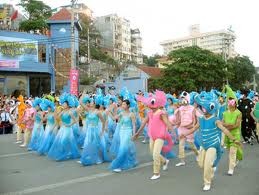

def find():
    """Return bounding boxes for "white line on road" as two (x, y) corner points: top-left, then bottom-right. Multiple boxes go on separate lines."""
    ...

(0, 152), (34, 158)
(1, 152), (194, 195)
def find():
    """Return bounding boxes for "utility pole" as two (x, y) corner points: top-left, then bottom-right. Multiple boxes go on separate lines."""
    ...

(71, 0), (76, 69)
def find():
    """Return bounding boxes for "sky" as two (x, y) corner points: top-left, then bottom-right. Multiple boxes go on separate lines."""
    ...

(3, 0), (259, 66)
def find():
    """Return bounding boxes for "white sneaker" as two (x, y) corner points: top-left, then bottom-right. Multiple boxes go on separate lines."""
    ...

(96, 161), (103, 165)
(142, 140), (146, 144)
(77, 160), (82, 164)
(113, 168), (122, 173)
(15, 140), (22, 144)
(228, 169), (234, 175)
(213, 167), (217, 173)
(203, 184), (211, 191)
(162, 159), (170, 171)
(175, 162), (186, 167)
(20, 144), (27, 148)
(150, 174), (160, 180)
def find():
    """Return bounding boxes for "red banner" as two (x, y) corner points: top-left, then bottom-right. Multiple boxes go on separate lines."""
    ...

(70, 69), (79, 96)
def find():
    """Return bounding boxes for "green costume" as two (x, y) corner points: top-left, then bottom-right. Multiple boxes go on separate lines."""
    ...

(223, 109), (243, 160)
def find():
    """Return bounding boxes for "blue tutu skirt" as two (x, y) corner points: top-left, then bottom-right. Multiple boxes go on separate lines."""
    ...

(28, 123), (44, 151)
(110, 123), (121, 157)
(77, 119), (87, 148)
(72, 123), (81, 145)
(109, 127), (138, 170)
(107, 117), (116, 137)
(48, 125), (81, 161)
(80, 125), (110, 165)
(37, 125), (56, 155)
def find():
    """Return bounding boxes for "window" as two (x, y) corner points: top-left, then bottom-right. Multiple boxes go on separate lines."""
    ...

(105, 17), (110, 23)
(38, 44), (46, 63)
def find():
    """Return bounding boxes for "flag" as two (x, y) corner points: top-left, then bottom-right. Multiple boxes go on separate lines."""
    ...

(11, 10), (18, 21)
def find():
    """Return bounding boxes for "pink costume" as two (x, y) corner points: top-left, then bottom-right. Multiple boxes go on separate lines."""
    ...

(138, 91), (173, 153)
(178, 92), (196, 142)
(23, 107), (36, 131)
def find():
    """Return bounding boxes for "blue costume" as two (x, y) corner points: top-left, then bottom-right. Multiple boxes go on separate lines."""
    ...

(110, 114), (138, 170)
(48, 111), (80, 161)
(80, 111), (110, 165)
(198, 116), (222, 167)
(28, 112), (44, 151)
(195, 91), (222, 167)
(37, 113), (57, 155)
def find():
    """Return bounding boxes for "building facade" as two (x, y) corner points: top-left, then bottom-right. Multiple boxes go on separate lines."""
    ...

(94, 14), (143, 64)
(0, 8), (80, 96)
(160, 24), (237, 58)
(131, 29), (143, 64)
(61, 3), (93, 19)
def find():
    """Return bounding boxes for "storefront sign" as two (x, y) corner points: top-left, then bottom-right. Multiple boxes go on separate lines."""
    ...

(70, 69), (79, 96)
(0, 36), (38, 62)
(0, 60), (19, 68)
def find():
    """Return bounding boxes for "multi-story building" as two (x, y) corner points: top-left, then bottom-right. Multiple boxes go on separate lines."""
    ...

(94, 14), (143, 64)
(160, 24), (237, 59)
(131, 28), (143, 64)
(0, 4), (26, 31)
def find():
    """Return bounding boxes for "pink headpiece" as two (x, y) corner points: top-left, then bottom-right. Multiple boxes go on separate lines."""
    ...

(137, 90), (166, 108)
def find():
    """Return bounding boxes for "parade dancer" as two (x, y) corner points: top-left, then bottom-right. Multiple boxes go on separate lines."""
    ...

(48, 93), (80, 161)
(175, 91), (199, 167)
(8, 99), (18, 134)
(251, 99), (259, 143)
(27, 98), (44, 151)
(37, 99), (57, 155)
(181, 92), (241, 191)
(79, 99), (108, 165)
(133, 90), (173, 180)
(222, 98), (243, 175)
(110, 99), (138, 172)
(238, 89), (254, 145)
(16, 95), (26, 144)
(20, 99), (36, 148)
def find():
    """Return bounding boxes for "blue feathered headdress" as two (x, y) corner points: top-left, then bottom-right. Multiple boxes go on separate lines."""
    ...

(59, 93), (75, 107)
(40, 99), (55, 112)
(32, 97), (42, 108)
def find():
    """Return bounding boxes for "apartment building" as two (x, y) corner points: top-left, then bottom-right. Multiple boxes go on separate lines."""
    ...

(94, 14), (143, 64)
(131, 28), (143, 64)
(160, 24), (237, 58)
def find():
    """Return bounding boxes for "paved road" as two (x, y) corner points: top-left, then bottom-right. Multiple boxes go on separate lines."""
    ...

(0, 134), (258, 195)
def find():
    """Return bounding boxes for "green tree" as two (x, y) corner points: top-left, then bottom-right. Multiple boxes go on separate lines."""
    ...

(160, 46), (229, 92)
(228, 56), (256, 90)
(143, 54), (161, 67)
(18, 0), (52, 32)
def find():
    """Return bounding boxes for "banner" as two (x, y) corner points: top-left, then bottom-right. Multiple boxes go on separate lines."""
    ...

(70, 69), (79, 96)
(0, 36), (38, 62)
(0, 60), (19, 68)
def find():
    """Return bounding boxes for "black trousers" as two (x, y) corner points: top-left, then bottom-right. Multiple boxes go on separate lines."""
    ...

(241, 118), (253, 141)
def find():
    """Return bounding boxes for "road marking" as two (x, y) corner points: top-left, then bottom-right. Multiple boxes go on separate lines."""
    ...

(1, 151), (194, 195)
(0, 152), (34, 159)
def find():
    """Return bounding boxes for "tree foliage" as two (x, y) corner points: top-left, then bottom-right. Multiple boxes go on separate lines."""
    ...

(227, 56), (256, 90)
(18, 0), (52, 32)
(143, 54), (161, 67)
(158, 46), (229, 92)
